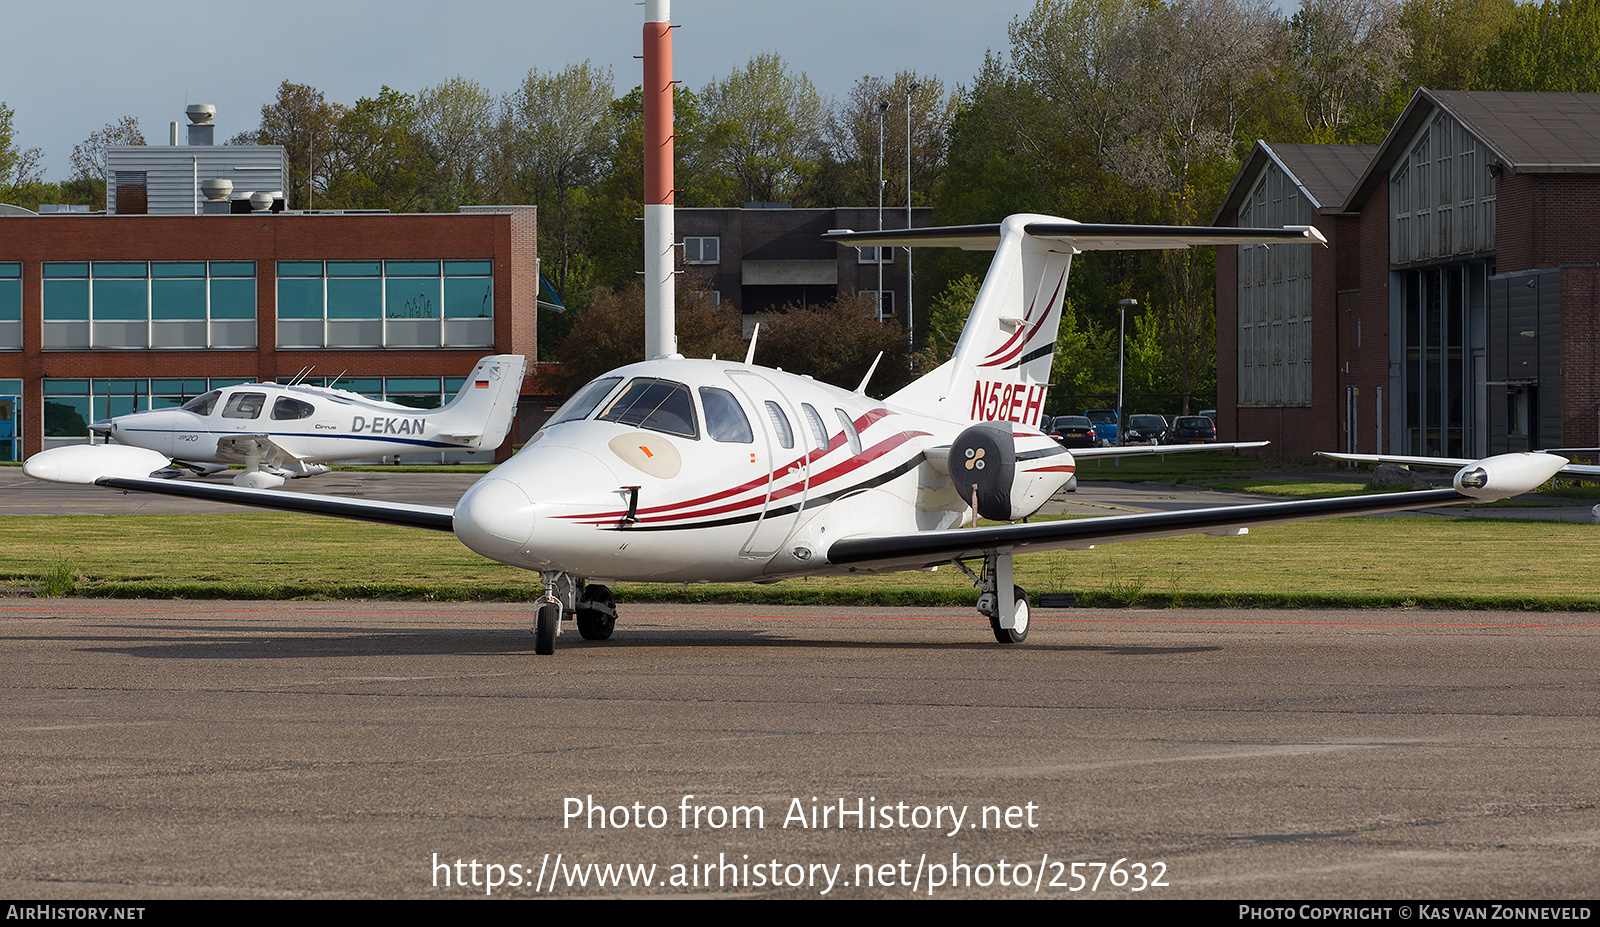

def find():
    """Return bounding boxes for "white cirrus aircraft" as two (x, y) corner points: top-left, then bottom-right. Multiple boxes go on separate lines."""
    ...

(23, 215), (1569, 654)
(69, 355), (525, 488)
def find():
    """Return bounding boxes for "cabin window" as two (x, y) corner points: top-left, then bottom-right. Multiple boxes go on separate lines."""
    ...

(700, 387), (753, 443)
(835, 408), (863, 456)
(801, 403), (829, 451)
(222, 392), (266, 419)
(598, 377), (699, 439)
(180, 390), (222, 416)
(764, 400), (794, 449)
(271, 397), (315, 420)
(547, 377), (622, 428)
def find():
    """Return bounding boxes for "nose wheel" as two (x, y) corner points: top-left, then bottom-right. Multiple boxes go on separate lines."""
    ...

(534, 600), (559, 655)
(989, 585), (1030, 643)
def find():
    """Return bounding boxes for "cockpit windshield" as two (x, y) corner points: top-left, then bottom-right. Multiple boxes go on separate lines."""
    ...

(179, 390), (222, 416)
(596, 378), (699, 439)
(546, 377), (622, 428)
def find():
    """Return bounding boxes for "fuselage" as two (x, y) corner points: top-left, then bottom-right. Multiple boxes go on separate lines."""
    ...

(452, 356), (1067, 584)
(97, 383), (468, 465)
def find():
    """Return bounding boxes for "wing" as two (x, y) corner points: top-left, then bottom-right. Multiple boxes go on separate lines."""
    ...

(21, 445), (453, 532)
(1071, 441), (1267, 460)
(827, 452), (1568, 574)
(824, 221), (1327, 252)
(1317, 451), (1600, 481)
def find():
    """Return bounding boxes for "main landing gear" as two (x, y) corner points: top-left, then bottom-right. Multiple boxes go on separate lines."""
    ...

(533, 573), (618, 655)
(956, 550), (1030, 644)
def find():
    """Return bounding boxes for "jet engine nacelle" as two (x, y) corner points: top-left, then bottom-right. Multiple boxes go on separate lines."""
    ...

(949, 422), (1075, 521)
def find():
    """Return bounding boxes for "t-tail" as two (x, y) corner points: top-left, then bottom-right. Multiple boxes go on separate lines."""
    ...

(431, 354), (527, 448)
(823, 214), (1326, 428)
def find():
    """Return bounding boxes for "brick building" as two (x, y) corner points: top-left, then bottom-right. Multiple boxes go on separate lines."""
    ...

(1215, 90), (1600, 458)
(0, 206), (540, 461)
(676, 204), (933, 333)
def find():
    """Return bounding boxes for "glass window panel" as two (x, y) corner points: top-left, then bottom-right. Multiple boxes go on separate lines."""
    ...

(546, 376), (622, 427)
(327, 278), (381, 319)
(598, 378), (699, 439)
(327, 261), (381, 277)
(386, 278), (440, 319)
(278, 261), (323, 277)
(44, 263), (88, 278)
(93, 279), (148, 320)
(222, 392), (266, 419)
(764, 400), (795, 449)
(93, 262), (147, 277)
(276, 277), (323, 320)
(0, 262), (19, 277)
(210, 261), (255, 277)
(210, 278), (256, 320)
(444, 260), (492, 276)
(44, 380), (90, 396)
(443, 377), (465, 394)
(0, 279), (18, 322)
(332, 377), (382, 395)
(802, 403), (829, 450)
(835, 408), (862, 455)
(43, 279), (89, 320)
(44, 398), (91, 436)
(701, 387), (753, 443)
(386, 377), (441, 393)
(151, 278), (207, 319)
(444, 276), (493, 318)
(152, 262), (206, 277)
(386, 260), (439, 276)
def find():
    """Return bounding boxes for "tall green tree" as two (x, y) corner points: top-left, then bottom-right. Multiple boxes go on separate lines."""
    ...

(1290, 0), (1410, 142)
(324, 87), (429, 212)
(244, 82), (346, 210)
(826, 72), (958, 209)
(699, 53), (829, 204)
(503, 62), (617, 295)
(416, 76), (497, 210)
(1400, 0), (1517, 91)
(1473, 0), (1600, 91)
(69, 115), (145, 208)
(0, 102), (43, 191)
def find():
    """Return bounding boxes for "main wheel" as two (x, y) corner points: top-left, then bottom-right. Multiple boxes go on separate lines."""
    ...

(576, 584), (617, 641)
(990, 585), (1030, 644)
(534, 601), (560, 655)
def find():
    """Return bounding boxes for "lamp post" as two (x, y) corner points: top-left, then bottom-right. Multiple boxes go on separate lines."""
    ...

(1118, 298), (1137, 457)
(876, 101), (889, 321)
(906, 80), (918, 351)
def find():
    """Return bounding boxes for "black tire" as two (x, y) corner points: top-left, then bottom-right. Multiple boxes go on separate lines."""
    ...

(576, 584), (616, 641)
(990, 585), (1030, 644)
(534, 601), (559, 655)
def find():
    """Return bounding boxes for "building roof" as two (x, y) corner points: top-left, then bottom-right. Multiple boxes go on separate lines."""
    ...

(1344, 89), (1600, 209)
(1212, 141), (1378, 224)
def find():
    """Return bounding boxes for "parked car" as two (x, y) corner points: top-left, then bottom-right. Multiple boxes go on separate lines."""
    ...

(1083, 409), (1118, 445)
(1166, 415), (1217, 443)
(1050, 414), (1097, 448)
(1123, 413), (1169, 445)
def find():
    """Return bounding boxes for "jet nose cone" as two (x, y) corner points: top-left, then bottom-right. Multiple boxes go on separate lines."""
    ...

(454, 477), (537, 565)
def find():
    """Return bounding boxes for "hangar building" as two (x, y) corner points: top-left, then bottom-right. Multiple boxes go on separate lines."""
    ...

(1215, 90), (1600, 459)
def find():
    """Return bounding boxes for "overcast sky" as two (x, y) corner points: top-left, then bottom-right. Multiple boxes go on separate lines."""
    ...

(4, 0), (1061, 180)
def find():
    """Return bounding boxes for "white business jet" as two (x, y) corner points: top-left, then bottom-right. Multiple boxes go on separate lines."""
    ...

(23, 215), (1569, 654)
(79, 355), (525, 488)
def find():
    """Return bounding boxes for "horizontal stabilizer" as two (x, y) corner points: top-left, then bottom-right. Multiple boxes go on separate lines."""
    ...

(824, 222), (1327, 252)
(1072, 441), (1268, 460)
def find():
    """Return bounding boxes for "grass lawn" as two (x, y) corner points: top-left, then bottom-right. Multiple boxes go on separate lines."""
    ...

(3, 511), (1596, 610)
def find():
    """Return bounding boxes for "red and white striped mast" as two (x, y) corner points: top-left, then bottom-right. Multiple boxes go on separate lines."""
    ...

(643, 0), (676, 359)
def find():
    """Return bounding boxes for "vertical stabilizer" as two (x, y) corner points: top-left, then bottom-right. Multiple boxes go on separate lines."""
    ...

(887, 214), (1072, 427)
(435, 354), (527, 449)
